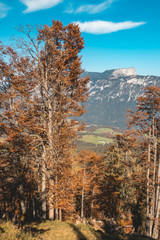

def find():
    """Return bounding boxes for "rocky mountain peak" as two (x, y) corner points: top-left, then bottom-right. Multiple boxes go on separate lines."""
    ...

(112, 67), (136, 77)
(80, 68), (160, 129)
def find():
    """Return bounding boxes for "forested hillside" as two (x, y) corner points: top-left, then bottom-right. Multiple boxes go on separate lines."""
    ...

(81, 69), (160, 128)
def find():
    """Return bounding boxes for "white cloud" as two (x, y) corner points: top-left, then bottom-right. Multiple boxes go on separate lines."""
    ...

(0, 2), (11, 18)
(20, 0), (63, 13)
(66, 0), (115, 14)
(76, 20), (146, 34)
(76, 1), (114, 14)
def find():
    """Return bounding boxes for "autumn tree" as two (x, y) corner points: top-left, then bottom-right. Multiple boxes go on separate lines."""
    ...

(127, 86), (160, 239)
(0, 44), (37, 222)
(0, 20), (89, 221)
(99, 143), (125, 223)
(115, 132), (147, 233)
(75, 150), (103, 219)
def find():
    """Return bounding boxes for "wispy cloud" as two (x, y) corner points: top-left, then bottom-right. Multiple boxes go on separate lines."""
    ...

(0, 2), (11, 18)
(20, 0), (63, 13)
(76, 20), (146, 34)
(66, 0), (115, 14)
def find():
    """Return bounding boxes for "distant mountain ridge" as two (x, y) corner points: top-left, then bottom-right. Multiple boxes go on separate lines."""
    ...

(80, 68), (160, 129)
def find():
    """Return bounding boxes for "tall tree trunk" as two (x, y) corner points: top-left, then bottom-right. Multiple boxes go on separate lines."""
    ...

(81, 188), (84, 219)
(150, 120), (156, 236)
(42, 151), (47, 220)
(59, 208), (62, 221)
(19, 184), (26, 216)
(32, 198), (36, 220)
(91, 187), (95, 219)
(146, 128), (151, 237)
(55, 208), (59, 220)
(49, 205), (54, 220)
(152, 142), (159, 239)
(12, 196), (16, 223)
(81, 166), (85, 219)
(49, 179), (55, 220)
(152, 188), (160, 240)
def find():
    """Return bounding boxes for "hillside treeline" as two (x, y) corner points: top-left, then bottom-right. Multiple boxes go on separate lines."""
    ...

(0, 20), (160, 239)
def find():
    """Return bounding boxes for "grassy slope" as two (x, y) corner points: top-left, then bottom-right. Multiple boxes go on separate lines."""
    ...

(80, 135), (114, 145)
(0, 221), (118, 240)
(78, 127), (120, 145)
(93, 128), (121, 134)
(0, 221), (155, 240)
(77, 127), (123, 153)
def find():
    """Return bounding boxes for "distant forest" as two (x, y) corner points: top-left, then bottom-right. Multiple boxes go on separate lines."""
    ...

(0, 20), (160, 239)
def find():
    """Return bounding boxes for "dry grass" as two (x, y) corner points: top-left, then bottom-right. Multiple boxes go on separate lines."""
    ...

(0, 221), (155, 240)
(0, 221), (29, 240)
(0, 220), (110, 240)
(80, 135), (114, 145)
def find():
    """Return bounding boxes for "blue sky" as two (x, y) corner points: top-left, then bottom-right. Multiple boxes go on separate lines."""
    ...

(0, 0), (160, 76)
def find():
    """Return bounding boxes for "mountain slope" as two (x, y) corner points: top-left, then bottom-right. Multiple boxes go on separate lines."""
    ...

(81, 68), (160, 129)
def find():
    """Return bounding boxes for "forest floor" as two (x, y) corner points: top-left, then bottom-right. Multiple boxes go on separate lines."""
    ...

(0, 221), (155, 240)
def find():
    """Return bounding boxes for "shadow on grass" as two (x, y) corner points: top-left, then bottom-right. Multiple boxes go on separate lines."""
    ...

(93, 229), (120, 240)
(0, 226), (5, 233)
(23, 225), (50, 237)
(69, 223), (88, 240)
(69, 223), (120, 240)
(87, 220), (120, 240)
(128, 233), (155, 240)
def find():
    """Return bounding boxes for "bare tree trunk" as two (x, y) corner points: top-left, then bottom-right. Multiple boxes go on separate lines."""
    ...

(42, 152), (46, 220)
(55, 175), (59, 220)
(19, 184), (26, 216)
(59, 208), (62, 221)
(91, 187), (95, 219)
(3, 198), (6, 220)
(32, 198), (36, 220)
(81, 188), (84, 219)
(55, 208), (59, 220)
(49, 205), (54, 220)
(49, 180), (54, 220)
(150, 120), (156, 236)
(152, 188), (160, 239)
(146, 128), (151, 237)
(152, 142), (159, 239)
(12, 196), (16, 223)
(152, 191), (160, 239)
